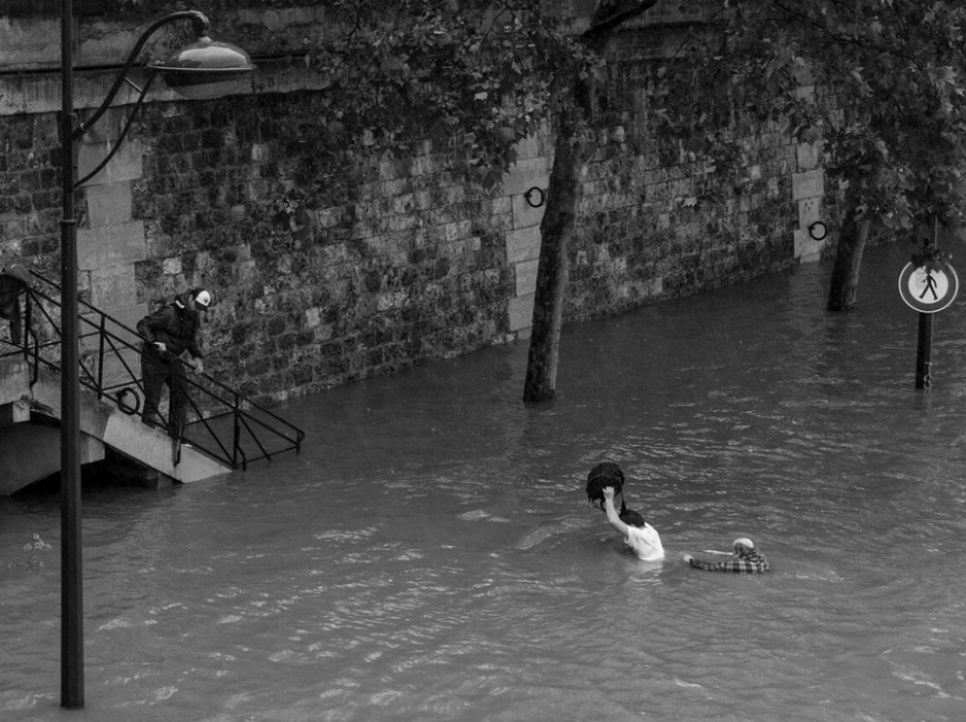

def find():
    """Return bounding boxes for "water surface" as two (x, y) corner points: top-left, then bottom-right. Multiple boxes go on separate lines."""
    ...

(3, 243), (966, 721)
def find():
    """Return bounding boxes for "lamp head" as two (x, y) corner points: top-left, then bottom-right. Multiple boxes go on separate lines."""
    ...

(151, 35), (254, 100)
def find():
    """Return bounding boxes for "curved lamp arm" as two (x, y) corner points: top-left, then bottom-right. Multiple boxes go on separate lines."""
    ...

(73, 10), (210, 141)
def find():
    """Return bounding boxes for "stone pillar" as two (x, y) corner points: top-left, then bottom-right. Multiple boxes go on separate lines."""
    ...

(791, 75), (828, 263)
(75, 108), (149, 390)
(501, 132), (552, 338)
(792, 152), (826, 263)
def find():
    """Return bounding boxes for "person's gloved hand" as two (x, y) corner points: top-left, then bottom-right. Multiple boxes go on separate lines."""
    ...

(154, 341), (167, 353)
(192, 357), (204, 374)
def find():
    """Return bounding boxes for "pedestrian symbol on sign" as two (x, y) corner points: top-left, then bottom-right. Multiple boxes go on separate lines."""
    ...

(898, 262), (959, 313)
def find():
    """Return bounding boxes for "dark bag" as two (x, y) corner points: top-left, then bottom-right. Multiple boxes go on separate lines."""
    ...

(585, 462), (625, 509)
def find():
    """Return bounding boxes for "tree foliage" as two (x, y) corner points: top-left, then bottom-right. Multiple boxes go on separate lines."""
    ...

(292, 0), (966, 382)
(298, 1), (658, 400)
(310, 1), (590, 189)
(658, 0), (966, 246)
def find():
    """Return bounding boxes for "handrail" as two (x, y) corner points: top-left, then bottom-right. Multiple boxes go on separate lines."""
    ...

(0, 271), (305, 472)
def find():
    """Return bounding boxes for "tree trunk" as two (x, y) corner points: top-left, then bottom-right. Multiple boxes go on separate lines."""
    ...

(522, 90), (588, 402)
(522, 0), (659, 402)
(826, 206), (871, 312)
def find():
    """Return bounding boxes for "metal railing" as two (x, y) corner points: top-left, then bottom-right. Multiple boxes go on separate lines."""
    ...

(0, 271), (304, 471)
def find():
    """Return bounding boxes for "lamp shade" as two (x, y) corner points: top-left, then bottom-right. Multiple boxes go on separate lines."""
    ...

(151, 36), (254, 100)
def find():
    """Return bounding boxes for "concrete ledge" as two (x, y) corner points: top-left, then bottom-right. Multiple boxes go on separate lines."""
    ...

(0, 398), (30, 426)
(0, 423), (104, 495)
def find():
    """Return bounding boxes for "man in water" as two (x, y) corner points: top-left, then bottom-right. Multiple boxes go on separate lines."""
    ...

(683, 538), (770, 573)
(601, 486), (665, 562)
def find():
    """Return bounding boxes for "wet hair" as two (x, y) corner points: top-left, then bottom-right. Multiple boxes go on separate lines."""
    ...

(585, 462), (625, 510)
(619, 508), (646, 528)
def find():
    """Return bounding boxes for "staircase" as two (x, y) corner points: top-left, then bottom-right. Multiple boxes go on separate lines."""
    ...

(0, 271), (305, 495)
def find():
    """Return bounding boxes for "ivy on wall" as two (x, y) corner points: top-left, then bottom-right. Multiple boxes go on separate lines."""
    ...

(1, 0), (322, 18)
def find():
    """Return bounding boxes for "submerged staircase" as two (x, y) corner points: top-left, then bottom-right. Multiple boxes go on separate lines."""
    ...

(0, 270), (305, 495)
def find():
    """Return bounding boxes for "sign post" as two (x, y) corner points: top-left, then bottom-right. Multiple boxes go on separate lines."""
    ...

(898, 260), (959, 389)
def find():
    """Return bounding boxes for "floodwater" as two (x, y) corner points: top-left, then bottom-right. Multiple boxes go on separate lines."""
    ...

(2, 243), (966, 722)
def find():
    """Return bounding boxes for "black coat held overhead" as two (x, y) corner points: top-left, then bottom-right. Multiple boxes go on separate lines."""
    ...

(136, 292), (204, 362)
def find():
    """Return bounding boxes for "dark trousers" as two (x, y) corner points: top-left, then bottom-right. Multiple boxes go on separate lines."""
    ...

(141, 352), (188, 438)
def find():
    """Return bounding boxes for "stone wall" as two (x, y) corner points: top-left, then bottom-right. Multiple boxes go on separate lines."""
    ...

(0, 1), (830, 402)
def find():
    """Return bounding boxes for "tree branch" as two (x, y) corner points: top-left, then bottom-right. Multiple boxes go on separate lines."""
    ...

(583, 0), (660, 41)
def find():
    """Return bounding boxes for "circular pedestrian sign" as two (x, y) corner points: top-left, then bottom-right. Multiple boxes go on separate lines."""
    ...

(898, 261), (959, 313)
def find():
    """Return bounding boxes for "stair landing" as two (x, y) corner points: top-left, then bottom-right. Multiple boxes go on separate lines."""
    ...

(1, 357), (231, 495)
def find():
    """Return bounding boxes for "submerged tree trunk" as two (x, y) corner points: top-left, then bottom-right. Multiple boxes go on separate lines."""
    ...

(522, 1), (659, 402)
(826, 205), (872, 312)
(522, 94), (588, 402)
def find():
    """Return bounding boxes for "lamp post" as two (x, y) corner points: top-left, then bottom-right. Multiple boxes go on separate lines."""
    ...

(58, 3), (252, 708)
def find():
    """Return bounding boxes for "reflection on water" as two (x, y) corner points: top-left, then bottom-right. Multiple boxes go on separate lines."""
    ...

(3, 244), (966, 722)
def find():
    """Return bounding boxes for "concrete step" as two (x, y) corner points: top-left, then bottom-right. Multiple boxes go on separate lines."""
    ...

(0, 357), (232, 494)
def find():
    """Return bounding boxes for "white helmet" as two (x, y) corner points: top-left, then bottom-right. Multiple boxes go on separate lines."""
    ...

(193, 289), (211, 309)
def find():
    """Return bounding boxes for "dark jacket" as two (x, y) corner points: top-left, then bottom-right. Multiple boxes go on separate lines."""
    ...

(137, 292), (204, 361)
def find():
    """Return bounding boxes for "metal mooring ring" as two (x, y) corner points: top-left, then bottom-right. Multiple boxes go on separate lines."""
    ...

(808, 221), (828, 241)
(524, 187), (545, 208)
(115, 387), (141, 416)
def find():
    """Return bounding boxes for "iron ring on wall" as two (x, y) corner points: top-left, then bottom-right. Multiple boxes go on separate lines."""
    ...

(524, 187), (545, 208)
(808, 221), (828, 241)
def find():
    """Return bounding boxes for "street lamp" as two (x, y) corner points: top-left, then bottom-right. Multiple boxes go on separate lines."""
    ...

(59, 3), (252, 709)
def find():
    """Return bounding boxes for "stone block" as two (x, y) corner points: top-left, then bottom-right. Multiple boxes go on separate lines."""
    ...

(794, 228), (826, 263)
(501, 157), (551, 197)
(515, 258), (540, 296)
(88, 265), (138, 309)
(491, 196), (512, 216)
(506, 227), (541, 264)
(511, 193), (547, 231)
(237, 7), (326, 29)
(798, 197), (822, 228)
(792, 169), (824, 200)
(508, 293), (535, 334)
(80, 347), (142, 391)
(0, 74), (59, 115)
(78, 221), (146, 271)
(95, 303), (149, 341)
(250, 143), (272, 162)
(797, 141), (822, 171)
(77, 139), (143, 186)
(84, 181), (134, 228)
(513, 132), (547, 162)
(0, 16), (60, 67)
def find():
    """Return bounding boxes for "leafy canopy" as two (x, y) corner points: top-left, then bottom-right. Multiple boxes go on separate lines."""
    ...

(657, 0), (966, 241)
(312, 0), (592, 189)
